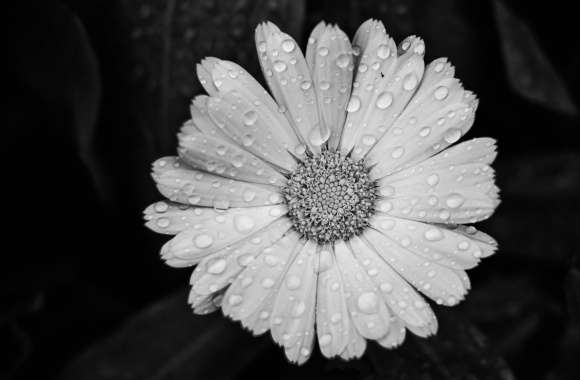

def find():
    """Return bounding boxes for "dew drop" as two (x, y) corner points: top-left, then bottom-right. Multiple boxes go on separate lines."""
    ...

(380, 283), (393, 293)
(403, 74), (418, 91)
(377, 44), (391, 59)
(427, 174), (439, 186)
(242, 189), (256, 202)
(319, 81), (331, 90)
(318, 47), (329, 56)
(234, 215), (255, 232)
(261, 278), (275, 288)
(424, 228), (444, 241)
(380, 185), (395, 197)
(346, 96), (361, 112)
(194, 234), (214, 248)
(319, 334), (332, 346)
(300, 80), (312, 90)
(362, 134), (377, 146)
(242, 134), (255, 147)
(156, 217), (170, 228)
(376, 92), (393, 109)
(434, 86), (449, 100)
(444, 128), (462, 144)
(391, 146), (405, 159)
(357, 292), (379, 314)
(419, 127), (431, 137)
(308, 127), (331, 147)
(458, 241), (470, 250)
(207, 259), (227, 274)
(273, 61), (287, 73)
(446, 193), (465, 208)
(281, 39), (296, 53)
(228, 294), (242, 306)
(293, 301), (306, 317)
(286, 275), (301, 290)
(154, 202), (169, 212)
(243, 110), (258, 126)
(336, 53), (350, 68)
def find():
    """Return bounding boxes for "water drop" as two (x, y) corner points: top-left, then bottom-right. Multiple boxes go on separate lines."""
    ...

(156, 217), (170, 228)
(357, 292), (379, 314)
(403, 74), (418, 91)
(376, 92), (393, 109)
(273, 61), (287, 72)
(208, 259), (226, 274)
(319, 334), (332, 346)
(391, 146), (405, 159)
(242, 189), (256, 202)
(444, 128), (461, 144)
(242, 134), (255, 146)
(154, 202), (169, 212)
(300, 80), (312, 90)
(281, 39), (296, 53)
(318, 47), (329, 56)
(424, 228), (444, 241)
(194, 234), (214, 248)
(419, 127), (431, 137)
(377, 44), (391, 59)
(243, 110), (258, 126)
(434, 86), (449, 100)
(362, 134), (377, 146)
(228, 294), (242, 306)
(336, 53), (350, 68)
(261, 278), (275, 288)
(346, 96), (361, 112)
(319, 81), (331, 90)
(234, 215), (255, 232)
(286, 275), (301, 290)
(308, 127), (331, 147)
(445, 193), (465, 208)
(426, 174), (439, 186)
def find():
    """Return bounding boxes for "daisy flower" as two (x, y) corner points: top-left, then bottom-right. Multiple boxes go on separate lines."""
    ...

(144, 19), (500, 364)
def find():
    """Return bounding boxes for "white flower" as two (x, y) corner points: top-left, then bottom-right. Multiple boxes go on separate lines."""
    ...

(144, 19), (500, 364)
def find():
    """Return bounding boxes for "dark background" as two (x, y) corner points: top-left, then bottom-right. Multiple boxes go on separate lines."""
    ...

(2, 0), (579, 379)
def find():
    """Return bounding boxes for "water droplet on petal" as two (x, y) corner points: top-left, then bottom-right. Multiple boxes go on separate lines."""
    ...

(234, 215), (255, 232)
(273, 61), (287, 72)
(458, 241), (470, 250)
(281, 39), (296, 53)
(242, 189), (256, 202)
(300, 80), (312, 90)
(357, 292), (379, 314)
(318, 47), (329, 56)
(362, 134), (377, 146)
(336, 53), (350, 68)
(243, 110), (258, 126)
(444, 128), (462, 144)
(156, 217), (170, 228)
(434, 86), (449, 100)
(377, 44), (391, 59)
(376, 92), (393, 109)
(346, 96), (361, 112)
(419, 127), (431, 137)
(208, 259), (226, 274)
(154, 202), (169, 212)
(228, 294), (242, 305)
(261, 277), (275, 288)
(380, 283), (393, 293)
(286, 275), (301, 290)
(424, 228), (444, 241)
(380, 185), (395, 197)
(308, 126), (331, 147)
(446, 193), (465, 208)
(403, 74), (418, 90)
(391, 146), (405, 159)
(194, 234), (214, 248)
(319, 334), (332, 346)
(427, 174), (439, 186)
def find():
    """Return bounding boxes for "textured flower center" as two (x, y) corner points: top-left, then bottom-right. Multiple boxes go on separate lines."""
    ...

(282, 150), (378, 244)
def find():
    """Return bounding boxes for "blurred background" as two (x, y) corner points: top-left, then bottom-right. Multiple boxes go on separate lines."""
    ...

(2, 0), (579, 379)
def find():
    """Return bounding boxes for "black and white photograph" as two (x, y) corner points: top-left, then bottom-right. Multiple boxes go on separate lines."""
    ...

(3, 0), (579, 379)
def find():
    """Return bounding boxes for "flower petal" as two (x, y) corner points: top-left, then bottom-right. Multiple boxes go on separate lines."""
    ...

(152, 156), (283, 208)
(255, 22), (324, 153)
(189, 95), (233, 142)
(177, 131), (287, 186)
(209, 59), (304, 156)
(377, 316), (406, 348)
(316, 246), (351, 358)
(363, 228), (470, 307)
(368, 58), (479, 178)
(196, 57), (220, 96)
(189, 218), (292, 296)
(341, 24), (427, 160)
(334, 241), (391, 340)
(378, 138), (499, 224)
(222, 232), (303, 332)
(188, 290), (225, 315)
(145, 204), (287, 266)
(339, 323), (367, 360)
(207, 93), (297, 171)
(271, 241), (318, 364)
(351, 235), (438, 337)
(305, 23), (354, 150)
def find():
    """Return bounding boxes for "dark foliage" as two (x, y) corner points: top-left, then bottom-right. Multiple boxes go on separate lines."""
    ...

(2, 0), (579, 379)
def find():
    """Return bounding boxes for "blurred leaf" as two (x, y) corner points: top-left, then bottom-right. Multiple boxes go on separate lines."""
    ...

(121, 0), (306, 155)
(489, 153), (580, 262)
(59, 290), (272, 380)
(6, 1), (105, 200)
(493, 0), (577, 116)
(60, 291), (514, 380)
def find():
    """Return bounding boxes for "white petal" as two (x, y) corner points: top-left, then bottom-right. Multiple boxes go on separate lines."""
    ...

(177, 131), (287, 186)
(334, 241), (391, 340)
(145, 204), (287, 266)
(339, 323), (367, 360)
(305, 23), (353, 150)
(316, 246), (350, 358)
(189, 218), (292, 296)
(179, 119), (200, 136)
(447, 224), (498, 258)
(207, 93), (297, 171)
(370, 215), (492, 270)
(377, 316), (406, 348)
(188, 290), (224, 315)
(196, 57), (220, 96)
(350, 235), (438, 337)
(363, 228), (470, 306)
(368, 57), (479, 178)
(255, 22), (323, 153)
(189, 95), (233, 142)
(152, 156), (283, 208)
(209, 59), (304, 157)
(222, 233), (303, 334)
(378, 138), (499, 224)
(271, 241), (318, 364)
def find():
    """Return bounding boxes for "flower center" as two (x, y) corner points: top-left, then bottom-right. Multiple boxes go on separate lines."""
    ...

(282, 150), (378, 244)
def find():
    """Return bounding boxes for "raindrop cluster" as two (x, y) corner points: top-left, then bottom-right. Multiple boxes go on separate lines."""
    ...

(282, 150), (378, 243)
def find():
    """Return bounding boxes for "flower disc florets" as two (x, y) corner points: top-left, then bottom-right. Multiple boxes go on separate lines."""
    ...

(282, 150), (378, 244)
